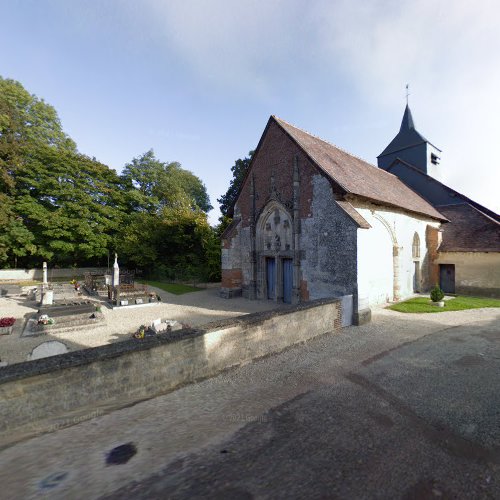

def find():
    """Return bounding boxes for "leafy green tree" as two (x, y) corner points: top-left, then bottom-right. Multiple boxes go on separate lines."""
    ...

(12, 144), (127, 265)
(117, 204), (220, 282)
(0, 77), (76, 152)
(121, 149), (212, 213)
(217, 150), (254, 218)
(0, 77), (78, 266)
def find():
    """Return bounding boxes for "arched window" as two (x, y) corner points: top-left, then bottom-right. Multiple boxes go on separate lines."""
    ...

(412, 232), (420, 259)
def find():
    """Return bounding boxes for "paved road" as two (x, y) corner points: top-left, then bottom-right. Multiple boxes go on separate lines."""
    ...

(1, 307), (499, 499)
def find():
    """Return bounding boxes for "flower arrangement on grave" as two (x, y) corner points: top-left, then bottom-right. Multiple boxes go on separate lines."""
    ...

(133, 325), (146, 339)
(37, 314), (55, 325)
(0, 317), (15, 327)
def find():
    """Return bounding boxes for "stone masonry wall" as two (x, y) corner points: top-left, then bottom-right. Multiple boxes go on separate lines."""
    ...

(300, 175), (358, 301)
(0, 267), (109, 281)
(221, 119), (352, 301)
(0, 298), (341, 447)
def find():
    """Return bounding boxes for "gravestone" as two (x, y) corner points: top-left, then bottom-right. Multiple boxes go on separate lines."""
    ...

(29, 341), (68, 360)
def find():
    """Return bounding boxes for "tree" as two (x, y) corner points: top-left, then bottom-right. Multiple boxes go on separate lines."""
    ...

(0, 77), (76, 152)
(117, 204), (220, 282)
(0, 77), (78, 266)
(11, 144), (127, 265)
(217, 150), (254, 218)
(121, 149), (212, 213)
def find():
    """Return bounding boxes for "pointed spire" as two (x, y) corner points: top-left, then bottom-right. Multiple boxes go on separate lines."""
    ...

(400, 104), (415, 131)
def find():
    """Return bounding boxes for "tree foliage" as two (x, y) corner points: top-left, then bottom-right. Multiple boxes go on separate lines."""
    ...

(0, 76), (219, 280)
(217, 150), (254, 218)
(121, 149), (212, 213)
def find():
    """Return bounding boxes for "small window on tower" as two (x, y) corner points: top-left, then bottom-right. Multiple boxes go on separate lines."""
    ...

(431, 153), (440, 165)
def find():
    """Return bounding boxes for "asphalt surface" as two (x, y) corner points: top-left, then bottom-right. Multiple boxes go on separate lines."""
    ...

(105, 312), (500, 499)
(1, 306), (499, 499)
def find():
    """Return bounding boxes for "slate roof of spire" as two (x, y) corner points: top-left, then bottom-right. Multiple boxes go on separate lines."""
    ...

(378, 104), (440, 158)
(272, 116), (447, 221)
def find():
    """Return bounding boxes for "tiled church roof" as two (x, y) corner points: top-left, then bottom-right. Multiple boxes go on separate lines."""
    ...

(436, 204), (500, 252)
(273, 116), (447, 221)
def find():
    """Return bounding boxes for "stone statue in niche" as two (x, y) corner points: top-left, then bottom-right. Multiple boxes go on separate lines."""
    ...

(274, 209), (280, 226)
(265, 222), (271, 231)
(274, 234), (281, 251)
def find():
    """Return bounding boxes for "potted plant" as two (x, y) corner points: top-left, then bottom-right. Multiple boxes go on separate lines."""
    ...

(0, 317), (16, 335)
(430, 285), (445, 307)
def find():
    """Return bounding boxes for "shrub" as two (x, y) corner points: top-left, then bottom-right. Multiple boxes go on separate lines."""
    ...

(0, 317), (15, 327)
(430, 285), (445, 302)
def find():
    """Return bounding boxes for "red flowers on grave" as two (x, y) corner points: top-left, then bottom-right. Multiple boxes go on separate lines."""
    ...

(0, 317), (15, 327)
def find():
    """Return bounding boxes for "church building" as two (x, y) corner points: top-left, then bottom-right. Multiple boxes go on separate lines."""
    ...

(378, 105), (500, 297)
(220, 108), (500, 324)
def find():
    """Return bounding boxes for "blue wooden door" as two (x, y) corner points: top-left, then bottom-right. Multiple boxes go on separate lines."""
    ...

(283, 258), (293, 304)
(266, 258), (276, 299)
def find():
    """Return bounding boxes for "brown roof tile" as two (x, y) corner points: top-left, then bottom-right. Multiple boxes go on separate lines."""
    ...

(437, 204), (500, 252)
(273, 116), (447, 221)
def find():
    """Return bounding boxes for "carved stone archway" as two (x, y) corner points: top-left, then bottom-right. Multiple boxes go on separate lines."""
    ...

(255, 201), (295, 302)
(371, 212), (401, 301)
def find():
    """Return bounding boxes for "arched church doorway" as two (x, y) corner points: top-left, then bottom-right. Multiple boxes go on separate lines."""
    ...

(257, 201), (295, 303)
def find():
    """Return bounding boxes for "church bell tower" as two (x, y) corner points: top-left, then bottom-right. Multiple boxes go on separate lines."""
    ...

(377, 104), (442, 179)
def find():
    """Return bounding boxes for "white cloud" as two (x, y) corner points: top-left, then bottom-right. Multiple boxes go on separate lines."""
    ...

(308, 0), (500, 212)
(140, 0), (500, 212)
(143, 0), (308, 96)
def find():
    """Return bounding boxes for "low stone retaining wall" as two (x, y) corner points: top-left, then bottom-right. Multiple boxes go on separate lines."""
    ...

(0, 267), (109, 281)
(0, 298), (341, 447)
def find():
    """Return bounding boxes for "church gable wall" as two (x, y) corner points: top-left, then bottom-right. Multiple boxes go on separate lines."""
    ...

(221, 120), (357, 304)
(236, 120), (317, 225)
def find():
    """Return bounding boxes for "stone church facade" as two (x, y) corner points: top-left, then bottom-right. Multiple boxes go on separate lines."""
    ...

(220, 115), (447, 323)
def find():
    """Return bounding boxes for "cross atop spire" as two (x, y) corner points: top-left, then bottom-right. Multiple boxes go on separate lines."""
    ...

(405, 84), (410, 105)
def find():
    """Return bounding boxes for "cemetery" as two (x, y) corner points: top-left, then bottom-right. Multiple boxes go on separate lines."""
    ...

(0, 260), (277, 366)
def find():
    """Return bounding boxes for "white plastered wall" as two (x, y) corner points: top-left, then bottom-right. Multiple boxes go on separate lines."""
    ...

(354, 200), (440, 309)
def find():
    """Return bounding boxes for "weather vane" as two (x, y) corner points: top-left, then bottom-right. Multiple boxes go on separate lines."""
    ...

(405, 84), (410, 105)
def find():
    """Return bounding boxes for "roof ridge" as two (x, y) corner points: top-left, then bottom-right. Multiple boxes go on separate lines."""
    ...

(273, 115), (373, 167)
(439, 202), (500, 226)
(389, 158), (500, 220)
(272, 115), (402, 182)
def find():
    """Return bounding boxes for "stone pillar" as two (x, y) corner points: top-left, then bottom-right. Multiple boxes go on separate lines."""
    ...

(42, 262), (48, 285)
(112, 253), (120, 303)
(393, 246), (401, 301)
(292, 155), (301, 304)
(426, 225), (442, 290)
(248, 174), (257, 299)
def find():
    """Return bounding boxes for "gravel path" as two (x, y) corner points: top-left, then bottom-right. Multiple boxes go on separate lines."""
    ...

(0, 286), (278, 365)
(0, 305), (498, 498)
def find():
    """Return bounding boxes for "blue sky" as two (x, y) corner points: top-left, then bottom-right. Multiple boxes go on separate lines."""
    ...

(2, 0), (500, 223)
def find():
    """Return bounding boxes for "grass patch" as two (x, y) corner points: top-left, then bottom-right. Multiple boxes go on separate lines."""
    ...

(137, 280), (202, 295)
(388, 295), (500, 313)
